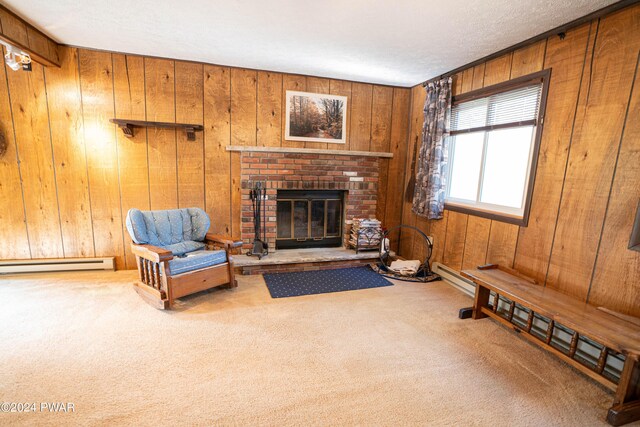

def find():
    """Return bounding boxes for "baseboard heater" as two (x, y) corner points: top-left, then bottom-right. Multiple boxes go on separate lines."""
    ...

(431, 262), (624, 381)
(0, 257), (115, 274)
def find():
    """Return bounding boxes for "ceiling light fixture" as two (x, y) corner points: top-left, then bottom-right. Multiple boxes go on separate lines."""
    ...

(1, 41), (31, 72)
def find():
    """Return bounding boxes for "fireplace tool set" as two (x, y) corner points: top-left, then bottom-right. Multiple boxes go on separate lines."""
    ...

(247, 182), (269, 259)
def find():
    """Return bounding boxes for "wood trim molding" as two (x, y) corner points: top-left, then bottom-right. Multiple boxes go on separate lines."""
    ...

(226, 145), (393, 158)
(0, 4), (60, 67)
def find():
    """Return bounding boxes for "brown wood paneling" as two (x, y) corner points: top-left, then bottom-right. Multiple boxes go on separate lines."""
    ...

(0, 6), (60, 67)
(349, 82), (373, 151)
(372, 85), (393, 222)
(399, 84), (424, 258)
(26, 28), (49, 59)
(145, 57), (178, 210)
(511, 40), (547, 78)
(78, 49), (125, 268)
(6, 61), (63, 259)
(230, 68), (256, 239)
(230, 152), (242, 239)
(0, 48), (30, 259)
(329, 79), (351, 151)
(383, 88), (410, 237)
(257, 71), (282, 147)
(281, 74), (306, 149)
(483, 53), (512, 86)
(44, 47), (94, 259)
(547, 6), (640, 299)
(204, 65), (232, 236)
(429, 211), (448, 265)
(513, 24), (593, 282)
(461, 217), (491, 270)
(304, 76), (330, 150)
(471, 63), (485, 90)
(112, 53), (149, 268)
(0, 7), (28, 47)
(231, 68), (257, 146)
(443, 212), (468, 271)
(175, 61), (205, 209)
(588, 52), (640, 316)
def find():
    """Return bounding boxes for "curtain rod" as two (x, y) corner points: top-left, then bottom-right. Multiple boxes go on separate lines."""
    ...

(421, 0), (638, 87)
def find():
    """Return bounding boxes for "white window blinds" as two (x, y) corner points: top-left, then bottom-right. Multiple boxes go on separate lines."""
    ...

(450, 83), (543, 134)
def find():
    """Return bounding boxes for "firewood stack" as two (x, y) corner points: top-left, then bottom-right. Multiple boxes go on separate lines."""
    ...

(349, 218), (382, 250)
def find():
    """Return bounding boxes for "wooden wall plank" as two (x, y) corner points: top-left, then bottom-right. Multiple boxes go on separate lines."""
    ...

(304, 76), (330, 150)
(257, 71), (282, 147)
(511, 40), (547, 78)
(399, 84), (424, 258)
(349, 82), (373, 151)
(6, 61), (63, 259)
(231, 68), (257, 146)
(372, 85), (393, 222)
(230, 68), (256, 238)
(281, 74), (306, 149)
(461, 217), (491, 270)
(0, 8), (29, 47)
(145, 57), (178, 210)
(0, 48), (30, 259)
(329, 79), (351, 151)
(588, 52), (640, 316)
(547, 7), (640, 299)
(44, 47), (94, 259)
(383, 87), (410, 247)
(443, 212), (468, 271)
(175, 61), (205, 209)
(78, 49), (125, 268)
(113, 53), (149, 268)
(204, 65), (232, 236)
(483, 53), (512, 86)
(513, 24), (593, 282)
(470, 63), (485, 90)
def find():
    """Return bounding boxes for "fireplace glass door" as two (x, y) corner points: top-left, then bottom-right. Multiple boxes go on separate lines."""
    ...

(276, 190), (344, 249)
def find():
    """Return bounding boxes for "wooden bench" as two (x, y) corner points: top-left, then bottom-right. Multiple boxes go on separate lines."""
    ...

(461, 264), (640, 426)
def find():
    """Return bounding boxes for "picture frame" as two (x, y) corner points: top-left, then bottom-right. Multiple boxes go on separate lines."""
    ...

(285, 90), (347, 144)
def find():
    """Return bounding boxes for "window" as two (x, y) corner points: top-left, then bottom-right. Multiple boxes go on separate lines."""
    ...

(445, 70), (550, 226)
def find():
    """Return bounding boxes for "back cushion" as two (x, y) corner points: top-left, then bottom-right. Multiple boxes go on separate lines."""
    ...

(126, 208), (210, 246)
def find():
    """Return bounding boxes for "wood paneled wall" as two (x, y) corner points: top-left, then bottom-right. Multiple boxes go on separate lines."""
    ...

(401, 4), (640, 316)
(0, 47), (410, 270)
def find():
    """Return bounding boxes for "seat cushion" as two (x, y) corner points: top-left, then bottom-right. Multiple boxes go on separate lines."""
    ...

(163, 240), (206, 256)
(168, 250), (227, 276)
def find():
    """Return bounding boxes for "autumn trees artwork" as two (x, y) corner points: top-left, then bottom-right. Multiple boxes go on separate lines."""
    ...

(285, 91), (347, 143)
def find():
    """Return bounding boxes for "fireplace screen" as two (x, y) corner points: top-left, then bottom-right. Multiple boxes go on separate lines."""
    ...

(276, 190), (344, 249)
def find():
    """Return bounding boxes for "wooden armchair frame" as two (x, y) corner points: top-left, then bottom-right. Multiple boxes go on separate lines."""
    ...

(132, 233), (243, 309)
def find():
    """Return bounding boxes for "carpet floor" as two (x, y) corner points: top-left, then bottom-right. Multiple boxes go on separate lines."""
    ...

(0, 270), (615, 426)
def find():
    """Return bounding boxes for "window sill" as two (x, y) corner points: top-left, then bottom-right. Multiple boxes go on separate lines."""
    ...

(444, 202), (529, 227)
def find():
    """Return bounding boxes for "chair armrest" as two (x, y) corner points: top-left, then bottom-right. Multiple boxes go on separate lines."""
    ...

(205, 233), (243, 249)
(131, 244), (174, 263)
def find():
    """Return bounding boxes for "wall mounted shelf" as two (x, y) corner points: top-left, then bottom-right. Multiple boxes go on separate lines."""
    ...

(110, 119), (204, 141)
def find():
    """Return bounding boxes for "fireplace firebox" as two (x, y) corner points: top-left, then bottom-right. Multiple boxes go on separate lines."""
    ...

(276, 190), (344, 249)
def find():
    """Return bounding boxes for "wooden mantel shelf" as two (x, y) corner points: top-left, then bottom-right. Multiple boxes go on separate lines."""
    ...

(226, 145), (393, 158)
(110, 119), (204, 141)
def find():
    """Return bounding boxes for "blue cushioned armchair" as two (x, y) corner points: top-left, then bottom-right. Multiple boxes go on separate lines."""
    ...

(126, 208), (242, 309)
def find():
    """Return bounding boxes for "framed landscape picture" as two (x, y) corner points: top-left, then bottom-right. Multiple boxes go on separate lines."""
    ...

(285, 90), (347, 144)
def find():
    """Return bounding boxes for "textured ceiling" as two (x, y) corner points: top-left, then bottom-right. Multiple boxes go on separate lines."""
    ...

(4, 0), (616, 87)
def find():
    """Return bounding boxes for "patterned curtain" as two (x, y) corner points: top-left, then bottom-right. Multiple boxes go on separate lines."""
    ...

(411, 77), (452, 220)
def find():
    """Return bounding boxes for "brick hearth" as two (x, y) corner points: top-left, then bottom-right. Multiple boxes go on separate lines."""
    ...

(240, 151), (381, 250)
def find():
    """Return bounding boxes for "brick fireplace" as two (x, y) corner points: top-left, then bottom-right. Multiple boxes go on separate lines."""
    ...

(238, 148), (384, 251)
